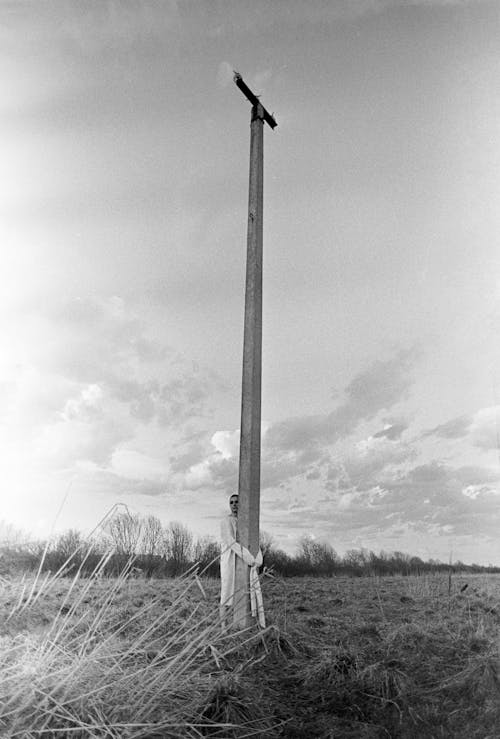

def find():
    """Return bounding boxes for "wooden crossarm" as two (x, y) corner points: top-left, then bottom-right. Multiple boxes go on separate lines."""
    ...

(233, 71), (277, 130)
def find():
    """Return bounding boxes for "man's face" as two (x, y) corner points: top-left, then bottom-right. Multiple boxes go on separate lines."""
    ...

(229, 496), (238, 516)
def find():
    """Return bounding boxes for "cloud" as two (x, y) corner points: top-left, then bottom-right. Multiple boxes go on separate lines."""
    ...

(375, 461), (500, 537)
(175, 350), (418, 498)
(422, 406), (500, 455)
(344, 350), (417, 417)
(216, 61), (235, 88)
(469, 406), (500, 451)
(34, 387), (134, 468)
(208, 456), (239, 492)
(267, 349), (416, 453)
(61, 383), (103, 422)
(453, 465), (500, 487)
(261, 455), (308, 490)
(73, 466), (168, 500)
(199, 0), (469, 41)
(174, 423), (316, 495)
(169, 435), (210, 474)
(179, 454), (239, 493)
(39, 296), (221, 428)
(261, 349), (418, 487)
(1, 296), (224, 478)
(181, 460), (214, 491)
(264, 459), (500, 551)
(424, 414), (473, 439)
(42, 296), (169, 382)
(373, 422), (408, 440)
(169, 428), (240, 493)
(0, 366), (73, 430)
(211, 429), (240, 459)
(329, 436), (416, 492)
(2, 2), (180, 54)
(253, 69), (273, 92)
(264, 414), (326, 455)
(110, 449), (167, 482)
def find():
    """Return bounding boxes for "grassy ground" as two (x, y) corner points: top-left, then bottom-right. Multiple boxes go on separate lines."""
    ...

(1, 567), (500, 737)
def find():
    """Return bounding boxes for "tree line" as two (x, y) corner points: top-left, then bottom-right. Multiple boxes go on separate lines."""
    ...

(1, 513), (499, 579)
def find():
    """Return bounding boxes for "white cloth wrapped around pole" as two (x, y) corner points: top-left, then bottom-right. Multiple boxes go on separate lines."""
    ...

(249, 549), (265, 627)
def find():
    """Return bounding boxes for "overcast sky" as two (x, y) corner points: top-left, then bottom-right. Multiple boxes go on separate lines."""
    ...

(2, 0), (500, 563)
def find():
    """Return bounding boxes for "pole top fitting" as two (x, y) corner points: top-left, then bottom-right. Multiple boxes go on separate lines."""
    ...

(233, 71), (277, 130)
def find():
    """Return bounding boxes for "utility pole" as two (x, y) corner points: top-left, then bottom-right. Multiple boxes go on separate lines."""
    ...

(233, 72), (277, 627)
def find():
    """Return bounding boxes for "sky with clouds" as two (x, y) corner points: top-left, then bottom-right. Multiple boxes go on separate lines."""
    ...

(2, 0), (500, 563)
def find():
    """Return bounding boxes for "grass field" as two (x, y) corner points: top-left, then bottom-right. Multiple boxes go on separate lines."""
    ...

(1, 565), (500, 738)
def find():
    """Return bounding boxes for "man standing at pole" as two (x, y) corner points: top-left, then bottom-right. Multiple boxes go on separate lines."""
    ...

(219, 493), (265, 631)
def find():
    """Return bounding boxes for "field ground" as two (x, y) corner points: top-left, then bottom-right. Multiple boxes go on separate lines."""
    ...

(1, 570), (500, 738)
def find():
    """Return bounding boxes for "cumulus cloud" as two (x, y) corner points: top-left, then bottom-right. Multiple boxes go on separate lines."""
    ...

(47, 297), (221, 424)
(61, 383), (104, 422)
(169, 435), (209, 474)
(261, 455), (307, 490)
(264, 459), (500, 551)
(34, 388), (134, 468)
(469, 406), (500, 451)
(422, 406), (500, 455)
(343, 350), (416, 418)
(211, 429), (240, 459)
(2, 296), (224, 480)
(261, 349), (418, 488)
(266, 349), (416, 454)
(264, 414), (325, 456)
(180, 455), (239, 493)
(173, 350), (418, 500)
(374, 461), (500, 537)
(328, 436), (416, 492)
(169, 428), (240, 493)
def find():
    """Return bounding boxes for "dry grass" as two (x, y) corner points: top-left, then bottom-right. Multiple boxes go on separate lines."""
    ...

(260, 572), (500, 737)
(2, 565), (500, 737)
(0, 555), (277, 738)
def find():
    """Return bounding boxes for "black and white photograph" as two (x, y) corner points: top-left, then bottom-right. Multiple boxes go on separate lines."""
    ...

(2, 1), (500, 736)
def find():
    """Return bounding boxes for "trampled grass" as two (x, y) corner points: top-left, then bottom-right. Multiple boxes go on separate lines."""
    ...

(1, 565), (500, 737)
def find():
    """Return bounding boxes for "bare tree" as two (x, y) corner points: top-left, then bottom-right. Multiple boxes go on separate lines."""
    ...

(106, 512), (144, 572)
(163, 521), (193, 576)
(193, 535), (220, 577)
(48, 528), (87, 571)
(343, 548), (369, 575)
(298, 535), (316, 566)
(298, 535), (339, 575)
(0, 520), (28, 550)
(259, 530), (275, 560)
(55, 529), (84, 558)
(140, 515), (164, 577)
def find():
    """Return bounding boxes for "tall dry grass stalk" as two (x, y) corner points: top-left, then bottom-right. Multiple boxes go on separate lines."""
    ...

(0, 550), (274, 738)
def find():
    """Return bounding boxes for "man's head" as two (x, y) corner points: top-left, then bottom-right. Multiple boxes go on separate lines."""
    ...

(229, 494), (238, 516)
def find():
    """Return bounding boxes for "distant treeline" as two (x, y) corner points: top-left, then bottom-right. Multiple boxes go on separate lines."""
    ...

(1, 513), (499, 579)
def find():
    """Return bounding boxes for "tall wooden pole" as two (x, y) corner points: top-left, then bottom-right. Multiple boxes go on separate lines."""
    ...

(233, 74), (276, 627)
